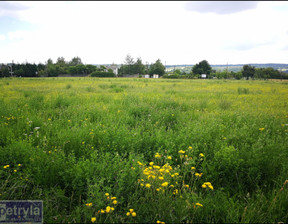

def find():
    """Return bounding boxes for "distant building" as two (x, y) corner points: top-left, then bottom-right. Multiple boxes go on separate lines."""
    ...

(106, 64), (118, 76)
(201, 74), (207, 79)
(153, 74), (159, 78)
(144, 74), (150, 78)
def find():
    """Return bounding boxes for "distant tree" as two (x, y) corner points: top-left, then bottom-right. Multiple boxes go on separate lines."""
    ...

(242, 64), (256, 80)
(134, 58), (146, 75)
(192, 60), (212, 76)
(69, 56), (83, 66)
(149, 59), (166, 76)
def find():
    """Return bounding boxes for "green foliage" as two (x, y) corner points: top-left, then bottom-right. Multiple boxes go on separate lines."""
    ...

(192, 60), (212, 75)
(242, 64), (256, 80)
(90, 71), (115, 77)
(149, 59), (165, 76)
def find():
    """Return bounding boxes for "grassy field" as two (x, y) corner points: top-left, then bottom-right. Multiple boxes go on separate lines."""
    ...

(0, 77), (288, 223)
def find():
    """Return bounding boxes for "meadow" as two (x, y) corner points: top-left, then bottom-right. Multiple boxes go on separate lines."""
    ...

(0, 77), (288, 223)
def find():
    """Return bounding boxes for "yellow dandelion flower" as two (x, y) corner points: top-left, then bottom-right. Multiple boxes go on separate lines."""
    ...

(140, 183), (144, 187)
(14, 170), (17, 173)
(129, 209), (134, 213)
(145, 183), (151, 188)
(111, 197), (116, 200)
(18, 164), (22, 167)
(188, 146), (192, 150)
(178, 150), (185, 154)
(132, 212), (136, 217)
(199, 153), (204, 157)
(202, 184), (207, 188)
(174, 173), (179, 176)
(167, 156), (172, 160)
(106, 206), (111, 213)
(169, 185), (174, 188)
(112, 200), (117, 205)
(161, 182), (169, 187)
(155, 154), (161, 158)
(259, 128), (265, 131)
(111, 207), (115, 211)
(3, 166), (7, 169)
(149, 162), (154, 166)
(159, 176), (164, 180)
(91, 217), (96, 223)
(105, 193), (109, 196)
(195, 202), (203, 207)
(126, 212), (130, 216)
(191, 167), (196, 170)
(86, 203), (92, 207)
(185, 184), (189, 188)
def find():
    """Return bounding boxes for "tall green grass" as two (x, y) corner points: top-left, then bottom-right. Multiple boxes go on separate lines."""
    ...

(0, 77), (287, 223)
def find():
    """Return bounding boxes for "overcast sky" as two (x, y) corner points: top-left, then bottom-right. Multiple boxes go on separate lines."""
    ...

(0, 1), (288, 65)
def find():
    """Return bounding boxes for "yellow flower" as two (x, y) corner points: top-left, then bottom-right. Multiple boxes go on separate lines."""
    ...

(132, 212), (136, 217)
(111, 207), (115, 211)
(14, 170), (17, 173)
(174, 173), (179, 176)
(156, 188), (161, 191)
(195, 202), (203, 207)
(159, 176), (164, 180)
(145, 183), (151, 188)
(3, 166), (7, 169)
(137, 161), (143, 166)
(195, 173), (203, 177)
(48, 118), (51, 121)
(105, 193), (109, 196)
(178, 150), (185, 154)
(259, 128), (265, 131)
(86, 203), (92, 207)
(161, 182), (169, 187)
(91, 217), (96, 223)
(199, 153), (204, 157)
(202, 182), (214, 190)
(191, 167), (196, 170)
(48, 151), (51, 154)
(153, 165), (161, 169)
(167, 156), (172, 160)
(185, 184), (189, 188)
(112, 200), (117, 205)
(129, 209), (134, 213)
(188, 146), (193, 150)
(140, 183), (144, 187)
(100, 209), (105, 214)
(111, 197), (116, 200)
(173, 189), (178, 195)
(126, 212), (130, 216)
(149, 162), (154, 166)
(169, 185), (174, 188)
(155, 153), (161, 158)
(106, 206), (111, 213)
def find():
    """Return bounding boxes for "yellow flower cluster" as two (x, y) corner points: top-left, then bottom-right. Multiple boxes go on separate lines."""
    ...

(126, 209), (136, 217)
(3, 165), (10, 169)
(157, 220), (165, 224)
(202, 182), (213, 190)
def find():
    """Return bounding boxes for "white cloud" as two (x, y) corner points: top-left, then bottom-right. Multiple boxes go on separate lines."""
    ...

(0, 1), (288, 64)
(0, 34), (6, 41)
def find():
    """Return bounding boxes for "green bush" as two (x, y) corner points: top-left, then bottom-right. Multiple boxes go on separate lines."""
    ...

(90, 71), (115, 77)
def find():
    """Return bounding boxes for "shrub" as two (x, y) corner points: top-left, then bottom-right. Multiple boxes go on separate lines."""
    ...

(90, 71), (115, 77)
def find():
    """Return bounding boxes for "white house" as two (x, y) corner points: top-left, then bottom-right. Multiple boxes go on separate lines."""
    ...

(144, 74), (150, 78)
(153, 74), (159, 78)
(201, 74), (207, 79)
(106, 64), (118, 76)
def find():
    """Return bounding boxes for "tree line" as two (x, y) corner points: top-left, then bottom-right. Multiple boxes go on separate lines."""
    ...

(1, 55), (287, 79)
